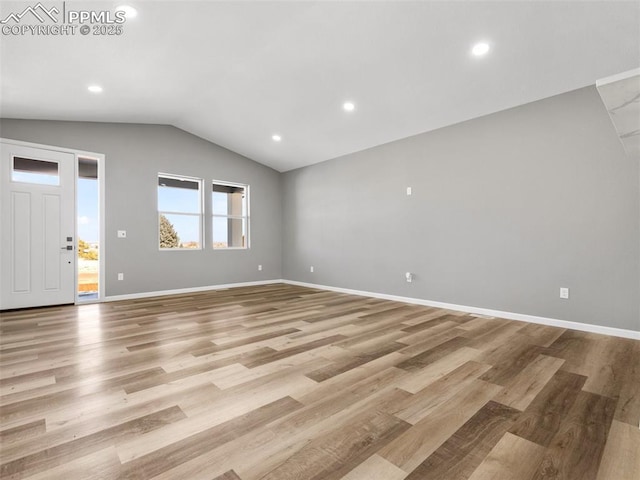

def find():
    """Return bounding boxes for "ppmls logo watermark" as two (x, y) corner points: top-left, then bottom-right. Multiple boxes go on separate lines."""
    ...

(1, 2), (127, 36)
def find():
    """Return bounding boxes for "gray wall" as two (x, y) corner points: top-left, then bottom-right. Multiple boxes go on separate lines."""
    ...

(2, 86), (638, 331)
(0, 120), (282, 296)
(282, 86), (640, 331)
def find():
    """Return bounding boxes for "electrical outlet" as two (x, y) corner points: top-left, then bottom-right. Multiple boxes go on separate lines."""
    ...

(118, 273), (124, 281)
(406, 187), (412, 196)
(406, 272), (413, 283)
(310, 266), (314, 273)
(560, 287), (569, 299)
(258, 265), (262, 271)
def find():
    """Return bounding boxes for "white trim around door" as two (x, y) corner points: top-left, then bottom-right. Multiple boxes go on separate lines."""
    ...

(0, 138), (106, 306)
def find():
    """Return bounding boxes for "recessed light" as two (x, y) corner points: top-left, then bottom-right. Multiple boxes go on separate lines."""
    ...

(116, 5), (137, 19)
(272, 134), (281, 142)
(87, 85), (103, 93)
(343, 101), (355, 112)
(472, 42), (490, 56)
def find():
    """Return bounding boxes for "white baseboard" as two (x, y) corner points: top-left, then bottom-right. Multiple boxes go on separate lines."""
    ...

(282, 280), (640, 340)
(102, 279), (284, 302)
(102, 278), (639, 340)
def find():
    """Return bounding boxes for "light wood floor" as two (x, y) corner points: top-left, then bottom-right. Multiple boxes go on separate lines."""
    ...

(1, 284), (638, 479)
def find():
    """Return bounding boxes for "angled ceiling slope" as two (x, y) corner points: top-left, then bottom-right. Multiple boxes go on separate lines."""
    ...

(597, 69), (640, 160)
(1, 1), (639, 171)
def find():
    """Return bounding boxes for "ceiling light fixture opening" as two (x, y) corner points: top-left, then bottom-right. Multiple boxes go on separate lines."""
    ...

(472, 42), (490, 56)
(343, 101), (355, 112)
(116, 5), (137, 19)
(87, 85), (103, 93)
(272, 134), (282, 142)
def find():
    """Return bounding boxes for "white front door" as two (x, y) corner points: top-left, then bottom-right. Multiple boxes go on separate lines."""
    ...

(0, 142), (76, 309)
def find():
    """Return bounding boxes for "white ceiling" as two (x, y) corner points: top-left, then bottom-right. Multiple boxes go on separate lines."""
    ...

(1, 1), (639, 172)
(597, 69), (640, 159)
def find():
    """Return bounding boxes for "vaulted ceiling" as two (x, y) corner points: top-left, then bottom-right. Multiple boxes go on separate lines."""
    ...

(1, 1), (639, 171)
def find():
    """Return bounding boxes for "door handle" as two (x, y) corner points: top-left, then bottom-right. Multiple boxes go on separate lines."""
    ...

(61, 246), (73, 250)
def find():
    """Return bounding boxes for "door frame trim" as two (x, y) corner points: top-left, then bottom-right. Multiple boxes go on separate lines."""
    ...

(1, 138), (106, 304)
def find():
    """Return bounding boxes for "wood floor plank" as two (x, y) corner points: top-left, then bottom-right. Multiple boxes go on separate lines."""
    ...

(491, 354), (565, 411)
(178, 361), (321, 418)
(236, 373), (413, 480)
(508, 369), (586, 446)
(1, 387), (128, 430)
(394, 346), (482, 394)
(396, 336), (470, 371)
(467, 432), (545, 480)
(479, 342), (548, 386)
(612, 339), (640, 426)
(392, 361), (493, 424)
(118, 396), (301, 478)
(284, 367), (410, 435)
(378, 380), (503, 472)
(238, 334), (347, 368)
(190, 327), (301, 356)
(530, 390), (617, 480)
(1, 406), (186, 478)
(3, 391), (213, 463)
(305, 342), (405, 382)
(0, 284), (637, 480)
(516, 324), (566, 347)
(0, 418), (46, 445)
(405, 401), (520, 480)
(466, 322), (525, 351)
(14, 446), (123, 480)
(545, 329), (599, 375)
(400, 314), (459, 333)
(259, 409), (411, 480)
(294, 351), (409, 405)
(595, 419), (640, 480)
(395, 320), (461, 346)
(0, 373), (56, 396)
(396, 329), (466, 359)
(340, 454), (407, 480)
(117, 375), (313, 462)
(212, 470), (243, 480)
(155, 386), (412, 480)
